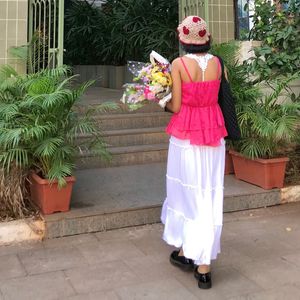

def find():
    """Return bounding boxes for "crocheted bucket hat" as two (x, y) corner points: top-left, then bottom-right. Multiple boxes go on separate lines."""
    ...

(177, 16), (210, 45)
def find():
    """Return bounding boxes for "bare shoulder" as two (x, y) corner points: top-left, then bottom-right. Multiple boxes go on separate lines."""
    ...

(171, 57), (182, 69)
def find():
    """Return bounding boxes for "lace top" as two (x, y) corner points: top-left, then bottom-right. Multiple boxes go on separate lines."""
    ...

(166, 54), (228, 146)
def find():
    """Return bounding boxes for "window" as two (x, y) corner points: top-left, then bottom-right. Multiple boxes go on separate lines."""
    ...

(235, 0), (250, 40)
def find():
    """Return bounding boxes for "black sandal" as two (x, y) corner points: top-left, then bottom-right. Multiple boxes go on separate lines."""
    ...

(169, 250), (194, 272)
(194, 268), (212, 289)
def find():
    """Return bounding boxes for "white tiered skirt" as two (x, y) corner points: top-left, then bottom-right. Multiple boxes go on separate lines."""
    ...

(161, 136), (225, 265)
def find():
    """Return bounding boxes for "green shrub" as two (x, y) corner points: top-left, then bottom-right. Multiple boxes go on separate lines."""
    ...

(0, 65), (117, 187)
(64, 0), (179, 65)
(248, 0), (300, 80)
(211, 41), (300, 158)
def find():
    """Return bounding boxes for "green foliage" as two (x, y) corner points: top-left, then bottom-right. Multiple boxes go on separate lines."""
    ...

(248, 0), (300, 80)
(211, 41), (261, 108)
(211, 41), (300, 158)
(64, 0), (104, 65)
(235, 75), (300, 158)
(64, 0), (179, 65)
(0, 65), (118, 187)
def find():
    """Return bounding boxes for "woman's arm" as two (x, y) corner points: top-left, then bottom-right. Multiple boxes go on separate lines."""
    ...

(165, 59), (182, 113)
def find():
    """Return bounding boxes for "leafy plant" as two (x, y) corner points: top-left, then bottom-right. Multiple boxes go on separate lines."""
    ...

(235, 75), (300, 159)
(211, 41), (300, 159)
(64, 0), (105, 65)
(211, 41), (261, 113)
(64, 0), (179, 65)
(248, 0), (300, 80)
(0, 65), (117, 187)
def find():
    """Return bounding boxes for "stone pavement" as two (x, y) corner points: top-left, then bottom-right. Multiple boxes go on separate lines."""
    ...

(1, 202), (300, 300)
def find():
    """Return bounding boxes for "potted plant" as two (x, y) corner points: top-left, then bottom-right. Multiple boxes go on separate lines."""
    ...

(0, 65), (117, 214)
(230, 76), (300, 189)
(211, 41), (261, 175)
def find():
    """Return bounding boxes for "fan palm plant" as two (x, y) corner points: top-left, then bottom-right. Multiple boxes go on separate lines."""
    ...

(236, 75), (300, 159)
(0, 65), (117, 188)
(211, 41), (261, 108)
(229, 75), (300, 189)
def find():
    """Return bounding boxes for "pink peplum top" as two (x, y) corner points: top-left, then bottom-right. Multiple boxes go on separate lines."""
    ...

(166, 57), (228, 147)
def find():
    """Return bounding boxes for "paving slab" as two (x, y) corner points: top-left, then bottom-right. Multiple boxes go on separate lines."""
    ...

(173, 265), (263, 300)
(0, 240), (44, 257)
(18, 246), (88, 275)
(115, 278), (199, 300)
(75, 239), (146, 265)
(233, 256), (300, 290)
(66, 290), (120, 300)
(1, 203), (300, 300)
(228, 285), (300, 300)
(64, 260), (139, 294)
(0, 254), (26, 280)
(0, 271), (75, 300)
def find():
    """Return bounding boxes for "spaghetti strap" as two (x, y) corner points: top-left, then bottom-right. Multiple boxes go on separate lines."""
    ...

(180, 57), (193, 82)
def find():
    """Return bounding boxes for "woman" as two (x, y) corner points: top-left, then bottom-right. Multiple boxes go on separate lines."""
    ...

(160, 16), (228, 289)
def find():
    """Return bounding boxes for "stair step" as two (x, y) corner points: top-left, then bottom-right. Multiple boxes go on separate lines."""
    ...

(77, 127), (169, 147)
(44, 165), (282, 238)
(76, 143), (168, 169)
(93, 112), (171, 130)
(79, 102), (163, 115)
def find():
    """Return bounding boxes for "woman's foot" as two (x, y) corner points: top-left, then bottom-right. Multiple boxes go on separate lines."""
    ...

(194, 266), (212, 289)
(169, 250), (194, 272)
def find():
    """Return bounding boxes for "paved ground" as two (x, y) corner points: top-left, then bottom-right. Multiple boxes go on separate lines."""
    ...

(1, 202), (300, 300)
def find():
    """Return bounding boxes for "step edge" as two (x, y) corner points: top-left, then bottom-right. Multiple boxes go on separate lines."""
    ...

(78, 143), (169, 156)
(76, 127), (167, 138)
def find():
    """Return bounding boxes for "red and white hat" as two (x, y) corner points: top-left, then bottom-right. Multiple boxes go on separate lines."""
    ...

(177, 16), (210, 45)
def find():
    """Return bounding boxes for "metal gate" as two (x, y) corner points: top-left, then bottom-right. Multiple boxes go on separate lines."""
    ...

(179, 0), (209, 24)
(28, 0), (64, 72)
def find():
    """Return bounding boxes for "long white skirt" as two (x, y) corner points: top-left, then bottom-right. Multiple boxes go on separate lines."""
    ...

(161, 136), (225, 265)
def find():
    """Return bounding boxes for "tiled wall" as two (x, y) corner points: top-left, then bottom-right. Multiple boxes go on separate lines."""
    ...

(179, 0), (235, 44)
(0, 0), (27, 72)
(208, 0), (235, 43)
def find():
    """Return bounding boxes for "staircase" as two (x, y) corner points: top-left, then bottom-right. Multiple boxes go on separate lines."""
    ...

(76, 89), (171, 169)
(43, 87), (282, 239)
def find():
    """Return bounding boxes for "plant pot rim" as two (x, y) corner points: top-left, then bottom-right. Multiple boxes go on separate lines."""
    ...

(229, 150), (289, 164)
(30, 172), (76, 185)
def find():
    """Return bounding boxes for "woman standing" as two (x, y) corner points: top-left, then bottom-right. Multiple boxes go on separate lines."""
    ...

(161, 16), (228, 289)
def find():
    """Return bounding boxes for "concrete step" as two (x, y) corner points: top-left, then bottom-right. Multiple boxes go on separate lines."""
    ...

(79, 101), (163, 116)
(44, 165), (282, 238)
(77, 127), (169, 147)
(76, 144), (168, 169)
(93, 112), (171, 130)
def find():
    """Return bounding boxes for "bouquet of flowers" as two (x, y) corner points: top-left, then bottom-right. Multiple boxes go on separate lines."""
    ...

(120, 51), (172, 111)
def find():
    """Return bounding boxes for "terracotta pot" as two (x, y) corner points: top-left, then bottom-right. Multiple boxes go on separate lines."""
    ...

(229, 150), (289, 189)
(29, 173), (75, 215)
(225, 150), (234, 175)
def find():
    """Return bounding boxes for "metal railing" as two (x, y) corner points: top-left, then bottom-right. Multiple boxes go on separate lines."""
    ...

(28, 0), (64, 72)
